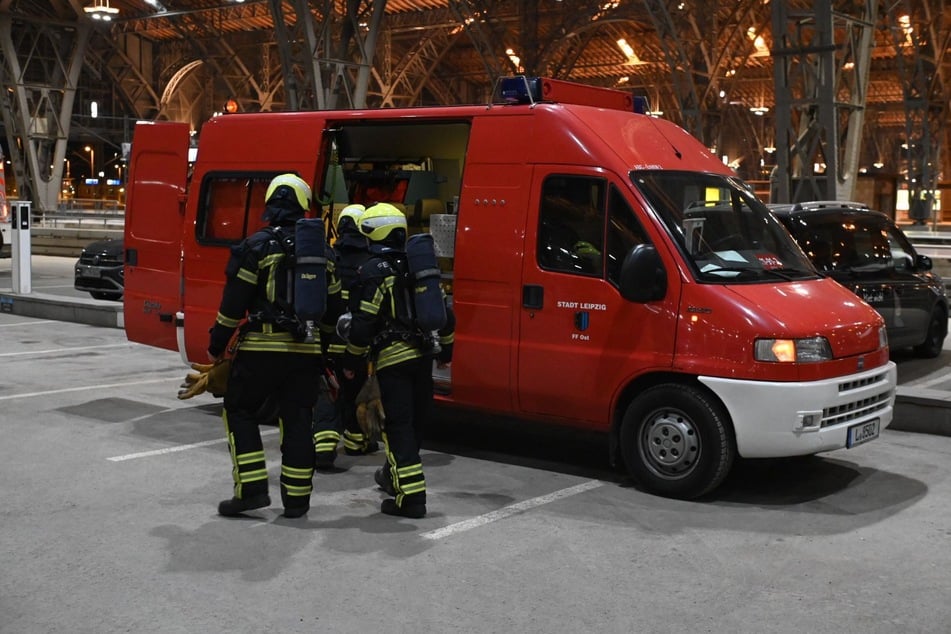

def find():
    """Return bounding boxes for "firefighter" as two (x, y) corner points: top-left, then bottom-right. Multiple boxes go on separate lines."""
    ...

(342, 202), (455, 518)
(209, 173), (343, 519)
(313, 203), (379, 469)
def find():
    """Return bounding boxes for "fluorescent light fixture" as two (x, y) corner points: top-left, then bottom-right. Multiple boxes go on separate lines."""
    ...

(616, 38), (641, 65)
(750, 106), (769, 115)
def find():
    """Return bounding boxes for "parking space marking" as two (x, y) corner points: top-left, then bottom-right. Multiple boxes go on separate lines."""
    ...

(0, 343), (131, 357)
(0, 319), (57, 328)
(0, 376), (177, 401)
(420, 479), (606, 540)
(909, 372), (951, 389)
(107, 429), (279, 462)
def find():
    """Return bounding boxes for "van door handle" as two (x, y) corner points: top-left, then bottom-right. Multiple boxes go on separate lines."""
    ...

(523, 284), (543, 309)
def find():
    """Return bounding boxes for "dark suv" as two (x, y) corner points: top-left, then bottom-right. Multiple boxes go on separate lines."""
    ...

(770, 201), (947, 358)
(74, 237), (124, 301)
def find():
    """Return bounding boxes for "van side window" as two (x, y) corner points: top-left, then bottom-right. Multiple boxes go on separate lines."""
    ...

(606, 185), (649, 285)
(538, 175), (606, 276)
(197, 174), (272, 245)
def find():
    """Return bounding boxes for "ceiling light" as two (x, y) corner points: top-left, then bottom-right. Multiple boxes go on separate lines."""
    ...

(750, 106), (769, 115)
(84, 0), (119, 21)
(616, 38), (641, 65)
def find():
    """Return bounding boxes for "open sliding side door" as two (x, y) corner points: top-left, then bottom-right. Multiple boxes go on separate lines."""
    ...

(123, 122), (190, 353)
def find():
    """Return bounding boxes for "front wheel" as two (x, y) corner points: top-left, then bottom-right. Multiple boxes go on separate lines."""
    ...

(620, 383), (735, 500)
(913, 306), (947, 359)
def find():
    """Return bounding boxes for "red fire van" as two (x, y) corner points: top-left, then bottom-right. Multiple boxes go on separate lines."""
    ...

(122, 77), (896, 499)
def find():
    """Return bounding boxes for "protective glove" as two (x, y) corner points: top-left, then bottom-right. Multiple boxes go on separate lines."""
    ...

(354, 374), (384, 441)
(177, 369), (209, 400)
(177, 360), (231, 400)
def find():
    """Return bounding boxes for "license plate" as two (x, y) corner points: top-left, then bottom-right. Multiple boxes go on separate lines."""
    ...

(847, 419), (880, 448)
(79, 265), (100, 278)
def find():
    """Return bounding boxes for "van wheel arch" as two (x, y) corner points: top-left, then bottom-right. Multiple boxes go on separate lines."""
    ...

(616, 380), (736, 500)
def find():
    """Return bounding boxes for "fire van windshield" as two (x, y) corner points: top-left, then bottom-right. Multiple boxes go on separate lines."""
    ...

(632, 170), (818, 284)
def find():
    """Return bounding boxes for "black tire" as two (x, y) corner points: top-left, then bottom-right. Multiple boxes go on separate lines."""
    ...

(90, 291), (121, 301)
(620, 383), (735, 500)
(914, 306), (947, 359)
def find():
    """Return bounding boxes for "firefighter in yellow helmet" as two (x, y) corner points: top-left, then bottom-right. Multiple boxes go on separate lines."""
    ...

(341, 202), (455, 518)
(312, 203), (379, 468)
(209, 173), (344, 518)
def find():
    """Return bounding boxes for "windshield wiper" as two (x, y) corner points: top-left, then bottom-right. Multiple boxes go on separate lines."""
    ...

(759, 267), (816, 281)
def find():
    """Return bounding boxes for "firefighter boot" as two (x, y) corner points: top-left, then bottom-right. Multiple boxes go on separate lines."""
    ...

(280, 489), (310, 519)
(218, 493), (271, 517)
(345, 440), (380, 456)
(374, 466), (396, 497)
(381, 498), (426, 519)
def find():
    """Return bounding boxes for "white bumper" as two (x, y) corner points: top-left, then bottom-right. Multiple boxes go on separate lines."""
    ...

(699, 361), (897, 458)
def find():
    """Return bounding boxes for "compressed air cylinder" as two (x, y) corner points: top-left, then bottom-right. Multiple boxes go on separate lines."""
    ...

(406, 233), (447, 332)
(294, 218), (328, 335)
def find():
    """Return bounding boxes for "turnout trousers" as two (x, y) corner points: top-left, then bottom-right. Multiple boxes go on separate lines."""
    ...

(376, 356), (434, 508)
(312, 363), (374, 462)
(223, 350), (322, 512)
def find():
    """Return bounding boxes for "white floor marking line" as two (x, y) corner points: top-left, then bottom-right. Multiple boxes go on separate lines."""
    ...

(0, 376), (178, 401)
(420, 479), (606, 540)
(0, 319), (57, 328)
(0, 343), (131, 357)
(911, 372), (951, 389)
(108, 429), (280, 462)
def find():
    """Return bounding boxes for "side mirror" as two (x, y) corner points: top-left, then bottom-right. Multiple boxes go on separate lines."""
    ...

(618, 244), (667, 303)
(916, 254), (933, 271)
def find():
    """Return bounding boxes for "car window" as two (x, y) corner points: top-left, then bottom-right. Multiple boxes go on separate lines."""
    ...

(884, 224), (916, 271)
(197, 172), (278, 245)
(538, 175), (606, 276)
(784, 213), (891, 272)
(634, 171), (815, 282)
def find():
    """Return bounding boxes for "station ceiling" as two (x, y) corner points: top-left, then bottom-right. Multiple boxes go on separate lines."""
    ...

(4, 0), (950, 176)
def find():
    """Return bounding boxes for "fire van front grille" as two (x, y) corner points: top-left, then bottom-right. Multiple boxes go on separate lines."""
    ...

(838, 371), (888, 393)
(821, 390), (893, 428)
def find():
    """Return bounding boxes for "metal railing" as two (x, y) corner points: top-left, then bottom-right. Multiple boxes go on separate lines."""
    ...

(37, 199), (125, 230)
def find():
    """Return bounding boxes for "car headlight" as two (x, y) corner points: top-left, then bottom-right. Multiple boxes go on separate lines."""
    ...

(754, 336), (832, 362)
(878, 325), (888, 349)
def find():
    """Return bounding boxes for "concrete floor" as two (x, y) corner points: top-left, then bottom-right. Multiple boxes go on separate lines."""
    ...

(1, 293), (951, 632)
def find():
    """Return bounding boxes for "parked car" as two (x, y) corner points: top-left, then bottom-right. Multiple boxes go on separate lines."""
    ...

(74, 237), (124, 301)
(770, 201), (948, 358)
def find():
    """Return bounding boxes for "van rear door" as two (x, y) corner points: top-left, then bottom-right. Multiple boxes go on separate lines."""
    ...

(123, 122), (190, 352)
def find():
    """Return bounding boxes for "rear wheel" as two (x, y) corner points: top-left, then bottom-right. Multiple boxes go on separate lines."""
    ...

(620, 383), (735, 500)
(914, 306), (947, 359)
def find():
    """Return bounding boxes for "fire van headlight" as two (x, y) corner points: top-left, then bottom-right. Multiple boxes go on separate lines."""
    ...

(754, 336), (832, 363)
(878, 325), (888, 349)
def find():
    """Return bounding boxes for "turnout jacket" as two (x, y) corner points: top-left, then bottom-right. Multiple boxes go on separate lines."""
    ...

(343, 249), (454, 372)
(208, 219), (344, 358)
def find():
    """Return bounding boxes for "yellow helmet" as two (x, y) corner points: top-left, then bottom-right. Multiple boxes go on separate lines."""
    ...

(359, 202), (407, 242)
(265, 173), (312, 211)
(336, 203), (366, 232)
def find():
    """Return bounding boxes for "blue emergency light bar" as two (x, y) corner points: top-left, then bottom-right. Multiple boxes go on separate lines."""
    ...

(493, 75), (638, 113)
